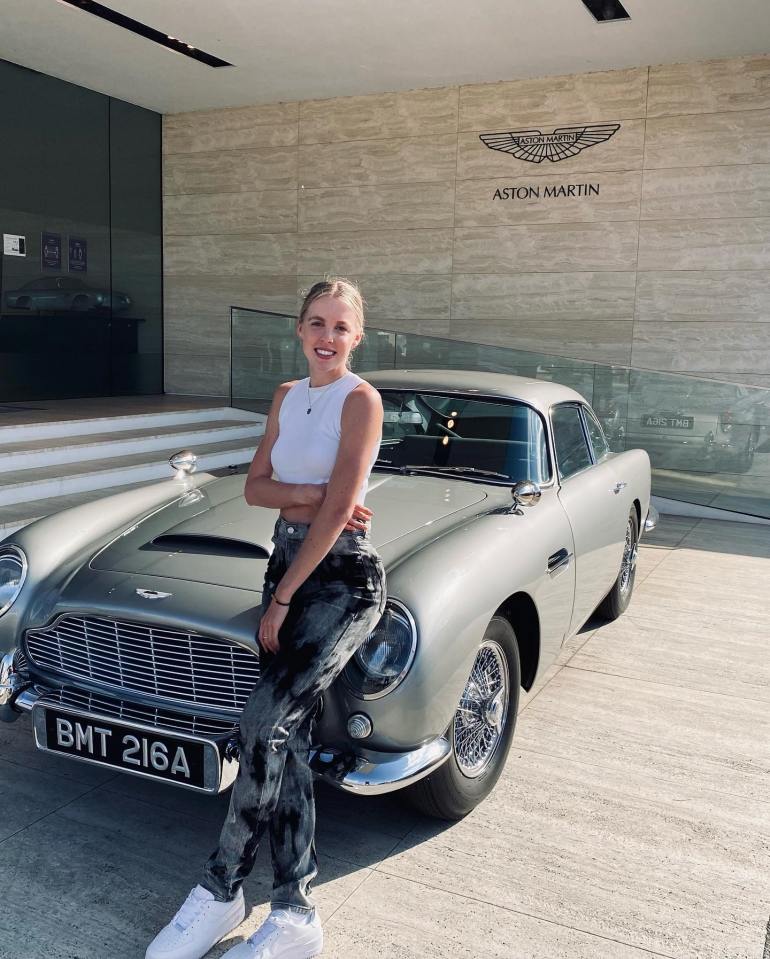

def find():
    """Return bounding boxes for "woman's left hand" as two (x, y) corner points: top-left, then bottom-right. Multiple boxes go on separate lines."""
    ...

(258, 598), (290, 653)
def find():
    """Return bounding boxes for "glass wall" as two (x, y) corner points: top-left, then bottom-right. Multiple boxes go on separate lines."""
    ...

(230, 307), (770, 521)
(0, 59), (162, 402)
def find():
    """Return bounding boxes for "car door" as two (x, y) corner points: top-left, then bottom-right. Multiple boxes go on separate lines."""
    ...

(551, 403), (628, 635)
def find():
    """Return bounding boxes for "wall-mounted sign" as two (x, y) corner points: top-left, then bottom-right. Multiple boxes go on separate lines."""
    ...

(69, 236), (87, 273)
(480, 123), (620, 164)
(41, 231), (62, 270)
(3, 234), (26, 256)
(493, 182), (601, 200)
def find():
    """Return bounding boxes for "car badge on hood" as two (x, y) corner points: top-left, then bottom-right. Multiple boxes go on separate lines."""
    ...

(136, 588), (173, 600)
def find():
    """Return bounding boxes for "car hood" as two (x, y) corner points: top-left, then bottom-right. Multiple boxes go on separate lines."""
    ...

(90, 472), (489, 590)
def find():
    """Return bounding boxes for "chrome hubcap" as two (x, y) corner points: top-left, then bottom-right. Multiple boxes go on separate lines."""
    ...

(454, 640), (509, 778)
(619, 519), (637, 595)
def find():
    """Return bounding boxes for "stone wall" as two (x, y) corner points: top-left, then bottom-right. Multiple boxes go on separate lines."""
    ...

(162, 54), (770, 395)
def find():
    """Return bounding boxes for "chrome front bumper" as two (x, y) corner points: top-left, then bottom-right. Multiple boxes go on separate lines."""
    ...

(2, 668), (451, 796)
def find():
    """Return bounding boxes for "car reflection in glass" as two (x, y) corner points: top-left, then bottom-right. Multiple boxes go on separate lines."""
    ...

(4, 276), (131, 313)
(626, 380), (762, 474)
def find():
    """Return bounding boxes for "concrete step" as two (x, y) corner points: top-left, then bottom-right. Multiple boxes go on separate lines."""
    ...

(0, 418), (263, 472)
(0, 405), (258, 445)
(0, 478), (172, 538)
(0, 437), (257, 507)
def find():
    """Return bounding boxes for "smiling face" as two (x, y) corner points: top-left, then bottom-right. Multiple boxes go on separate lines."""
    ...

(297, 294), (363, 384)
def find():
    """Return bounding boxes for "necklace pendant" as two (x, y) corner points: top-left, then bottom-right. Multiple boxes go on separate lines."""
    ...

(306, 407), (312, 414)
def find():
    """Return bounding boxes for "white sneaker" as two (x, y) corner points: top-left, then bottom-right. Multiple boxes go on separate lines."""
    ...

(220, 908), (323, 958)
(145, 884), (246, 959)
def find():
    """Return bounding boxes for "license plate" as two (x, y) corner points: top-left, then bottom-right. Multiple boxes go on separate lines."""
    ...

(33, 706), (212, 789)
(641, 414), (694, 430)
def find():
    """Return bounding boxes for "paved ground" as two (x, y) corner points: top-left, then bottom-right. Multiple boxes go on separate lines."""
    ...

(0, 515), (768, 959)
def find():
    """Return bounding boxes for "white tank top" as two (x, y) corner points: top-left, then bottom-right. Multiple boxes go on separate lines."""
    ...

(271, 372), (380, 504)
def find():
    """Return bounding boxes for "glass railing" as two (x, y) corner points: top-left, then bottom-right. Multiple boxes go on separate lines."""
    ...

(231, 307), (770, 521)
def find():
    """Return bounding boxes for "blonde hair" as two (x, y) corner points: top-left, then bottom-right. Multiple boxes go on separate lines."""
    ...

(298, 278), (365, 334)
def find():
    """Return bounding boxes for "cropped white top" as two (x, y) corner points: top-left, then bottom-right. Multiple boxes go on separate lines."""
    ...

(270, 372), (379, 504)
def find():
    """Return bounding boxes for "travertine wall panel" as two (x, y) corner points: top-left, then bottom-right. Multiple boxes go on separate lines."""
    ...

(164, 275), (297, 319)
(164, 191), (297, 236)
(458, 68), (648, 130)
(450, 317), (635, 366)
(647, 56), (770, 118)
(164, 311), (231, 355)
(638, 219), (770, 271)
(644, 110), (770, 169)
(163, 54), (770, 394)
(164, 147), (298, 194)
(454, 223), (639, 273)
(296, 230), (453, 275)
(298, 135), (457, 188)
(451, 273), (637, 321)
(635, 272), (770, 322)
(163, 102), (298, 154)
(455, 172), (641, 226)
(299, 88), (458, 143)
(641, 165), (770, 220)
(631, 322), (770, 374)
(298, 181), (455, 233)
(165, 352), (230, 396)
(165, 235), (297, 276)
(457, 119), (645, 180)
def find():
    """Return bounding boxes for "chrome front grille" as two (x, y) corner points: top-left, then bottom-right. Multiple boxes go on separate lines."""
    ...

(37, 687), (238, 738)
(24, 615), (260, 713)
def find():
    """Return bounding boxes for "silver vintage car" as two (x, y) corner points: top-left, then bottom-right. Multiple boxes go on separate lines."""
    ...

(0, 370), (655, 819)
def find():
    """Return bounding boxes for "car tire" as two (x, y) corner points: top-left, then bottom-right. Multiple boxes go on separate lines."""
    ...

(596, 508), (639, 621)
(405, 616), (520, 821)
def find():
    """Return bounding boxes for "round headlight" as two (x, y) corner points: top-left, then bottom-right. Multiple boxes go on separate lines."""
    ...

(0, 546), (27, 617)
(344, 600), (417, 699)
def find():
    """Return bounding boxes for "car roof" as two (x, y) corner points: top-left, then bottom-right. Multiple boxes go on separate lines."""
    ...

(362, 368), (587, 409)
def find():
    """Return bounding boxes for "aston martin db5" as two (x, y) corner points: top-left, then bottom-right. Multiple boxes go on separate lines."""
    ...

(0, 370), (655, 819)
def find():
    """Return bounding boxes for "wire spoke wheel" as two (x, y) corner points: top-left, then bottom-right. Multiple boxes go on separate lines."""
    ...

(454, 639), (509, 779)
(619, 517), (638, 596)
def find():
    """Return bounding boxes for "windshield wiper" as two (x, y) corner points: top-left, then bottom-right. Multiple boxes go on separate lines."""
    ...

(397, 464), (511, 480)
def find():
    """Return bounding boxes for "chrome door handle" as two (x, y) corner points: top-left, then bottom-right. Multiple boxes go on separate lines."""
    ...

(611, 481), (627, 494)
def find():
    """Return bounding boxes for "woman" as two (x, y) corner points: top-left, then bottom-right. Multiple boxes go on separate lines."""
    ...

(146, 279), (385, 959)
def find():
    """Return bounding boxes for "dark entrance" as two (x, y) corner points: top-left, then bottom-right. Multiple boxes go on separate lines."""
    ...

(0, 60), (162, 402)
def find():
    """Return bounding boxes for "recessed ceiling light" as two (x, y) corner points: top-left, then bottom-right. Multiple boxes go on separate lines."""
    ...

(581, 0), (631, 22)
(55, 0), (232, 67)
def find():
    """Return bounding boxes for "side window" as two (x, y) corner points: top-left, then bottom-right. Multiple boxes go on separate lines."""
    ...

(551, 405), (593, 480)
(583, 407), (610, 461)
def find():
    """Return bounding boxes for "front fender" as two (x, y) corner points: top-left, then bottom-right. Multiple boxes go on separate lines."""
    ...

(0, 473), (218, 654)
(335, 499), (569, 752)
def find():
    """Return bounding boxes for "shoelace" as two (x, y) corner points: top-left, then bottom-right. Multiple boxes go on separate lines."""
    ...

(172, 889), (207, 932)
(247, 913), (292, 948)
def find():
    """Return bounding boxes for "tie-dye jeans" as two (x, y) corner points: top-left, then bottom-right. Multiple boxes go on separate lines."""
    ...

(201, 517), (386, 912)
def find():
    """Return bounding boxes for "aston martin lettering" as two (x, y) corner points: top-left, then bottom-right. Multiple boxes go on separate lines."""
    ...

(492, 183), (600, 200)
(480, 123), (620, 164)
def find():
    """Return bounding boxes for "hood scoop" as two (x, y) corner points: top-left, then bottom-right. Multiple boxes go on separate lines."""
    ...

(148, 534), (269, 560)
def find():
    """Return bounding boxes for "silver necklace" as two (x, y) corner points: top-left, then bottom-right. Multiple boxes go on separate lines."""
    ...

(306, 378), (335, 414)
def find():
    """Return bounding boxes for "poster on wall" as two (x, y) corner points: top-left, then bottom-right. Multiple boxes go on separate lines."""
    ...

(41, 231), (62, 270)
(3, 234), (26, 256)
(68, 236), (87, 273)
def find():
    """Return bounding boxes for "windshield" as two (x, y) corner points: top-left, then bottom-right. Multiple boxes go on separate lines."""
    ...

(376, 390), (551, 484)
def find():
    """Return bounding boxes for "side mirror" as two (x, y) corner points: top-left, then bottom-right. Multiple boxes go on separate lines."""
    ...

(511, 480), (542, 510)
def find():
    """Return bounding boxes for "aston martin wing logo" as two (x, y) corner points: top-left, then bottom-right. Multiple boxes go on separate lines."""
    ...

(479, 123), (620, 163)
(136, 588), (173, 600)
